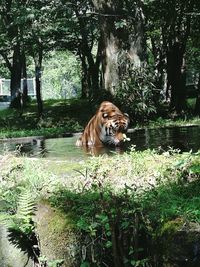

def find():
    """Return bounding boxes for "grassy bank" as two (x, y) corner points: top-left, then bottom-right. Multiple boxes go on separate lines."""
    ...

(0, 149), (200, 265)
(0, 98), (200, 139)
(1, 149), (200, 223)
(0, 99), (90, 139)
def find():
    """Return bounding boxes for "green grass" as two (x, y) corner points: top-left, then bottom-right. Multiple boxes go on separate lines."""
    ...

(0, 98), (92, 138)
(1, 149), (200, 225)
(144, 116), (200, 129)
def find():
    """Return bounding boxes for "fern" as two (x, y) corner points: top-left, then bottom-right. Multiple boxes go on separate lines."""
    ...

(0, 190), (40, 262)
(17, 191), (36, 214)
(0, 191), (36, 227)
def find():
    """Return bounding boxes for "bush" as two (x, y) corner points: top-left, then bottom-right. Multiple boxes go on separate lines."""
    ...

(116, 67), (159, 122)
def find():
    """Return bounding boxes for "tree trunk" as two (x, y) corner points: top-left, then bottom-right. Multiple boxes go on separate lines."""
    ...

(22, 49), (28, 102)
(79, 53), (90, 99)
(110, 222), (123, 267)
(76, 8), (101, 99)
(34, 49), (43, 118)
(150, 36), (167, 98)
(10, 43), (22, 103)
(194, 74), (200, 116)
(18, 48), (29, 113)
(92, 0), (147, 94)
(167, 42), (187, 113)
(35, 65), (43, 118)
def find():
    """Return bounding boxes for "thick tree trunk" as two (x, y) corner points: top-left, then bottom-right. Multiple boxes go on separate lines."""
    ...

(92, 0), (146, 94)
(167, 42), (187, 113)
(101, 20), (120, 94)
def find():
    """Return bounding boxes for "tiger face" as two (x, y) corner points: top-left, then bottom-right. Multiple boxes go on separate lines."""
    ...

(100, 112), (129, 146)
(76, 101), (130, 147)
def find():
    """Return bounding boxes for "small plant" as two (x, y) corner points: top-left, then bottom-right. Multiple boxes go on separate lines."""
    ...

(0, 190), (40, 264)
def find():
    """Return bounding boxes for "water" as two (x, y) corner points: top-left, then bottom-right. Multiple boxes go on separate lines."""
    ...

(129, 125), (200, 153)
(0, 126), (199, 159)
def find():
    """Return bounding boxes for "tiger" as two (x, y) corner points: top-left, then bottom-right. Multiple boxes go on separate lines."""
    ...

(76, 101), (130, 147)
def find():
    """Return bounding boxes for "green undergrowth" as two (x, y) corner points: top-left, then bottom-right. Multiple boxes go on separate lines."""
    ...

(1, 149), (200, 220)
(0, 149), (200, 266)
(48, 150), (200, 265)
(49, 148), (200, 222)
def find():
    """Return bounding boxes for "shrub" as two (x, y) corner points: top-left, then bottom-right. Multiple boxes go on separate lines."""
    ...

(116, 67), (159, 122)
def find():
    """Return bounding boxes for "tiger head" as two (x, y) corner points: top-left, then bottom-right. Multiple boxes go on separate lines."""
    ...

(94, 101), (130, 146)
(76, 101), (130, 147)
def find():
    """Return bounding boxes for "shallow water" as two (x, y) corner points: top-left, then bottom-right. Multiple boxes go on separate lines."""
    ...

(0, 125), (199, 159)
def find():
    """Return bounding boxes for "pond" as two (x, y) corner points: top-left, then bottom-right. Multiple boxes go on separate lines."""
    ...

(0, 125), (200, 159)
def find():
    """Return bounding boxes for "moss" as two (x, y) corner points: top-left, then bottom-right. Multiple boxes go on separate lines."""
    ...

(48, 207), (75, 232)
(35, 201), (80, 267)
(156, 221), (200, 265)
(159, 218), (184, 237)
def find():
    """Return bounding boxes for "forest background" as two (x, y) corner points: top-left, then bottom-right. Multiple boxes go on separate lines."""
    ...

(0, 0), (199, 123)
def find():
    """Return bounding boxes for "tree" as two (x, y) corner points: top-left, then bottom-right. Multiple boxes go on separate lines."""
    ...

(0, 0), (46, 112)
(51, 0), (101, 99)
(146, 0), (198, 114)
(91, 0), (147, 94)
(0, 0), (23, 105)
(188, 3), (200, 115)
(0, 0), (65, 115)
(24, 0), (57, 117)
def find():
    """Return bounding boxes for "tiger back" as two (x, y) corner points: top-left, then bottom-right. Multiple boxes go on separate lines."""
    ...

(76, 101), (130, 147)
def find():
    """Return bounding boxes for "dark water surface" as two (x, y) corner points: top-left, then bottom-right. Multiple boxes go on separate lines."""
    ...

(129, 125), (200, 153)
(0, 125), (199, 159)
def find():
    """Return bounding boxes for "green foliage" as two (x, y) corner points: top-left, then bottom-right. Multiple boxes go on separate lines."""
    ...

(42, 51), (81, 99)
(114, 19), (127, 29)
(50, 186), (150, 266)
(116, 67), (158, 121)
(39, 256), (64, 267)
(0, 146), (200, 266)
(48, 149), (200, 266)
(0, 157), (66, 265)
(140, 151), (200, 222)
(0, 156), (57, 215)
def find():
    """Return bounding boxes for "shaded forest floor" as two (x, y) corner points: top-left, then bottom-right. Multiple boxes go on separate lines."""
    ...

(0, 98), (200, 139)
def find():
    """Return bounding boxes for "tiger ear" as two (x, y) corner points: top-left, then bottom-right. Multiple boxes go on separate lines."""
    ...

(124, 113), (129, 118)
(103, 113), (109, 118)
